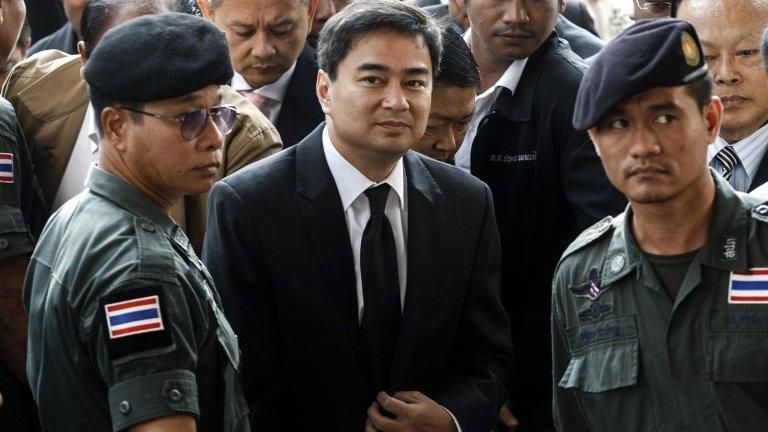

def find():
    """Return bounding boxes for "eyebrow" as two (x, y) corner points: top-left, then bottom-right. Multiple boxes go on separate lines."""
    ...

(648, 102), (681, 112)
(430, 113), (474, 122)
(357, 63), (430, 75)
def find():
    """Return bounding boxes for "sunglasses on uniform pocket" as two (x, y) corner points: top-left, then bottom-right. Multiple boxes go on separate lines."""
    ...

(117, 104), (238, 140)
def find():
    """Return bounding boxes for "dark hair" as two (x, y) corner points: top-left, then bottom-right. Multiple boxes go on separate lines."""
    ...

(81, 0), (189, 58)
(684, 74), (713, 108)
(434, 26), (480, 89)
(208, 0), (309, 9)
(317, 0), (442, 80)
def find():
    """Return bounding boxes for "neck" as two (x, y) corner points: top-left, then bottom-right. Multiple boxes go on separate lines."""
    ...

(328, 127), (401, 183)
(99, 150), (178, 215)
(469, 32), (513, 94)
(720, 121), (767, 144)
(630, 172), (716, 255)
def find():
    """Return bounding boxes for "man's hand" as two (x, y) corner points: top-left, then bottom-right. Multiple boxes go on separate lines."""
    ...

(491, 405), (519, 432)
(365, 391), (459, 432)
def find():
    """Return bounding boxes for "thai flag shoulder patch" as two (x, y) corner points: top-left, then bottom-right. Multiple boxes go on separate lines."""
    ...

(100, 286), (173, 360)
(0, 153), (13, 184)
(105, 295), (164, 339)
(729, 268), (768, 304)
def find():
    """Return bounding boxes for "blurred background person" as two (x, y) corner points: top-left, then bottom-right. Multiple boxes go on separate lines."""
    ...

(307, 0), (350, 48)
(0, 20), (30, 84)
(27, 0), (86, 56)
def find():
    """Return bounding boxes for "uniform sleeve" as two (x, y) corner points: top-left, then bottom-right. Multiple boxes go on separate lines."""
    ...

(0, 103), (46, 260)
(84, 276), (204, 431)
(552, 273), (591, 432)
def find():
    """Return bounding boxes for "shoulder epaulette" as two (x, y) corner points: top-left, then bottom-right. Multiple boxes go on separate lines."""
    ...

(560, 214), (619, 260)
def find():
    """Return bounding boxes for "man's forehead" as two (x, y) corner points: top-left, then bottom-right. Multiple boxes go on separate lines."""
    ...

(608, 86), (689, 113)
(343, 32), (431, 71)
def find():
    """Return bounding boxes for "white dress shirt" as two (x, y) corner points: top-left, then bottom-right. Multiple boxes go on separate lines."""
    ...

(322, 127), (408, 321)
(52, 103), (99, 210)
(322, 127), (464, 431)
(231, 63), (297, 124)
(707, 123), (768, 192)
(455, 30), (528, 172)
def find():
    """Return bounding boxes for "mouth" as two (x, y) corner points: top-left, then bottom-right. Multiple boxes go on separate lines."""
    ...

(195, 162), (221, 175)
(377, 120), (410, 130)
(720, 95), (748, 108)
(248, 64), (279, 73)
(627, 165), (668, 179)
(495, 29), (534, 41)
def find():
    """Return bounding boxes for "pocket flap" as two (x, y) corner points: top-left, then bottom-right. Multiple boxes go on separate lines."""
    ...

(559, 339), (639, 393)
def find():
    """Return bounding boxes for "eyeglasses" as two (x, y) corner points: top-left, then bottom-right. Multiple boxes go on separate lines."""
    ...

(635, 0), (673, 14)
(118, 105), (238, 140)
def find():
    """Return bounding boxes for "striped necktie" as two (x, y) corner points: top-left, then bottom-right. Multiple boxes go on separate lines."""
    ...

(713, 144), (741, 181)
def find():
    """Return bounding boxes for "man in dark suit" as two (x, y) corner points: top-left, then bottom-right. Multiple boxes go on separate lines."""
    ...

(424, 2), (603, 59)
(199, 0), (324, 147)
(562, 0), (599, 36)
(203, 1), (513, 431)
(27, 0), (84, 56)
(456, 0), (626, 430)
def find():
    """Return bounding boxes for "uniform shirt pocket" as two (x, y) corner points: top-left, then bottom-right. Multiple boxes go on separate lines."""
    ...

(560, 314), (639, 393)
(709, 310), (768, 382)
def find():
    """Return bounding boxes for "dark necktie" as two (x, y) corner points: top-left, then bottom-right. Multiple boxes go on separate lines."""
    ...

(359, 184), (401, 392)
(713, 144), (741, 181)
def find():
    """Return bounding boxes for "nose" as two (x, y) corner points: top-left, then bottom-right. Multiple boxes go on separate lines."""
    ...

(198, 114), (225, 152)
(250, 31), (277, 60)
(381, 82), (409, 112)
(434, 127), (458, 156)
(502, 0), (530, 25)
(316, 0), (338, 22)
(628, 124), (662, 159)
(713, 55), (742, 86)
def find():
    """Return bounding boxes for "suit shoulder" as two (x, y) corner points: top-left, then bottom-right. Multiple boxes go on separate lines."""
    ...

(219, 146), (296, 194)
(3, 51), (80, 95)
(417, 153), (488, 192)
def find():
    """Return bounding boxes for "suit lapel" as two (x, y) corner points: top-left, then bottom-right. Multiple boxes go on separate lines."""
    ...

(389, 152), (443, 390)
(296, 126), (364, 362)
(749, 147), (768, 192)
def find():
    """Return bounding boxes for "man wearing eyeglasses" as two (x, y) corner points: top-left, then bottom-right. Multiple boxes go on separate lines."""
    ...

(3, 0), (281, 253)
(632, 0), (678, 20)
(678, 0), (768, 192)
(24, 13), (250, 432)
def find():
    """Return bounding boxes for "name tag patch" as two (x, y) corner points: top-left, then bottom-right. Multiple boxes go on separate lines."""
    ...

(729, 268), (768, 304)
(0, 153), (13, 184)
(105, 295), (164, 339)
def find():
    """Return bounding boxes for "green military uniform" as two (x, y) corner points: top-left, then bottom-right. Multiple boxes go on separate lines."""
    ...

(0, 96), (45, 432)
(552, 173), (768, 431)
(24, 167), (249, 431)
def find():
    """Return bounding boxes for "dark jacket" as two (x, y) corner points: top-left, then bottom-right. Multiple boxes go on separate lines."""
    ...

(563, 0), (600, 37)
(469, 31), (626, 429)
(556, 15), (604, 59)
(274, 46), (325, 147)
(203, 125), (514, 432)
(27, 22), (78, 57)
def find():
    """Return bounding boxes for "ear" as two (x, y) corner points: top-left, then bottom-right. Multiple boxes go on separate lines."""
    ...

(101, 107), (130, 153)
(587, 127), (602, 157)
(0, 1), (5, 29)
(316, 69), (332, 115)
(704, 96), (724, 143)
(197, 0), (214, 20)
(77, 41), (88, 78)
(559, 0), (567, 14)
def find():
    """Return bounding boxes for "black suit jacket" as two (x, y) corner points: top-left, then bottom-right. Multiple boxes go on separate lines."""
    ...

(469, 32), (626, 428)
(749, 151), (768, 192)
(562, 0), (600, 37)
(556, 15), (604, 59)
(203, 125), (513, 432)
(27, 22), (77, 57)
(274, 46), (324, 148)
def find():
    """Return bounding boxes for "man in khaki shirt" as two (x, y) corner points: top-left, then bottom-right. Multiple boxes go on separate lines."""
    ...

(3, 0), (281, 251)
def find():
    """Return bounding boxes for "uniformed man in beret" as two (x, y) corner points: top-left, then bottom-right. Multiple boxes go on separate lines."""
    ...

(24, 13), (249, 432)
(553, 19), (768, 431)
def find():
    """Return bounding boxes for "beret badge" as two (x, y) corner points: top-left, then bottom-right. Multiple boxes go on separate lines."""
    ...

(681, 31), (700, 67)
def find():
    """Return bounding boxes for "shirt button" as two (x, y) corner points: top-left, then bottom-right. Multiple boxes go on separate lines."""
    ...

(119, 401), (130, 415)
(756, 205), (768, 215)
(168, 388), (183, 402)
(0, 238), (7, 250)
(140, 222), (156, 233)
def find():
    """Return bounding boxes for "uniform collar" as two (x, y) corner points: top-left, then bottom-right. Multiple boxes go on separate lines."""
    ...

(86, 167), (178, 235)
(600, 170), (750, 291)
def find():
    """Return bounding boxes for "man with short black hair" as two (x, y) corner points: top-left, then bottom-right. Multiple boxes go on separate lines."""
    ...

(456, 0), (626, 428)
(3, 0), (281, 252)
(412, 28), (479, 163)
(198, 0), (325, 147)
(203, 1), (513, 431)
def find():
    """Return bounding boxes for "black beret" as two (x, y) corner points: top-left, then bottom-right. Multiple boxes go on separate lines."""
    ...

(84, 12), (233, 103)
(573, 19), (708, 130)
